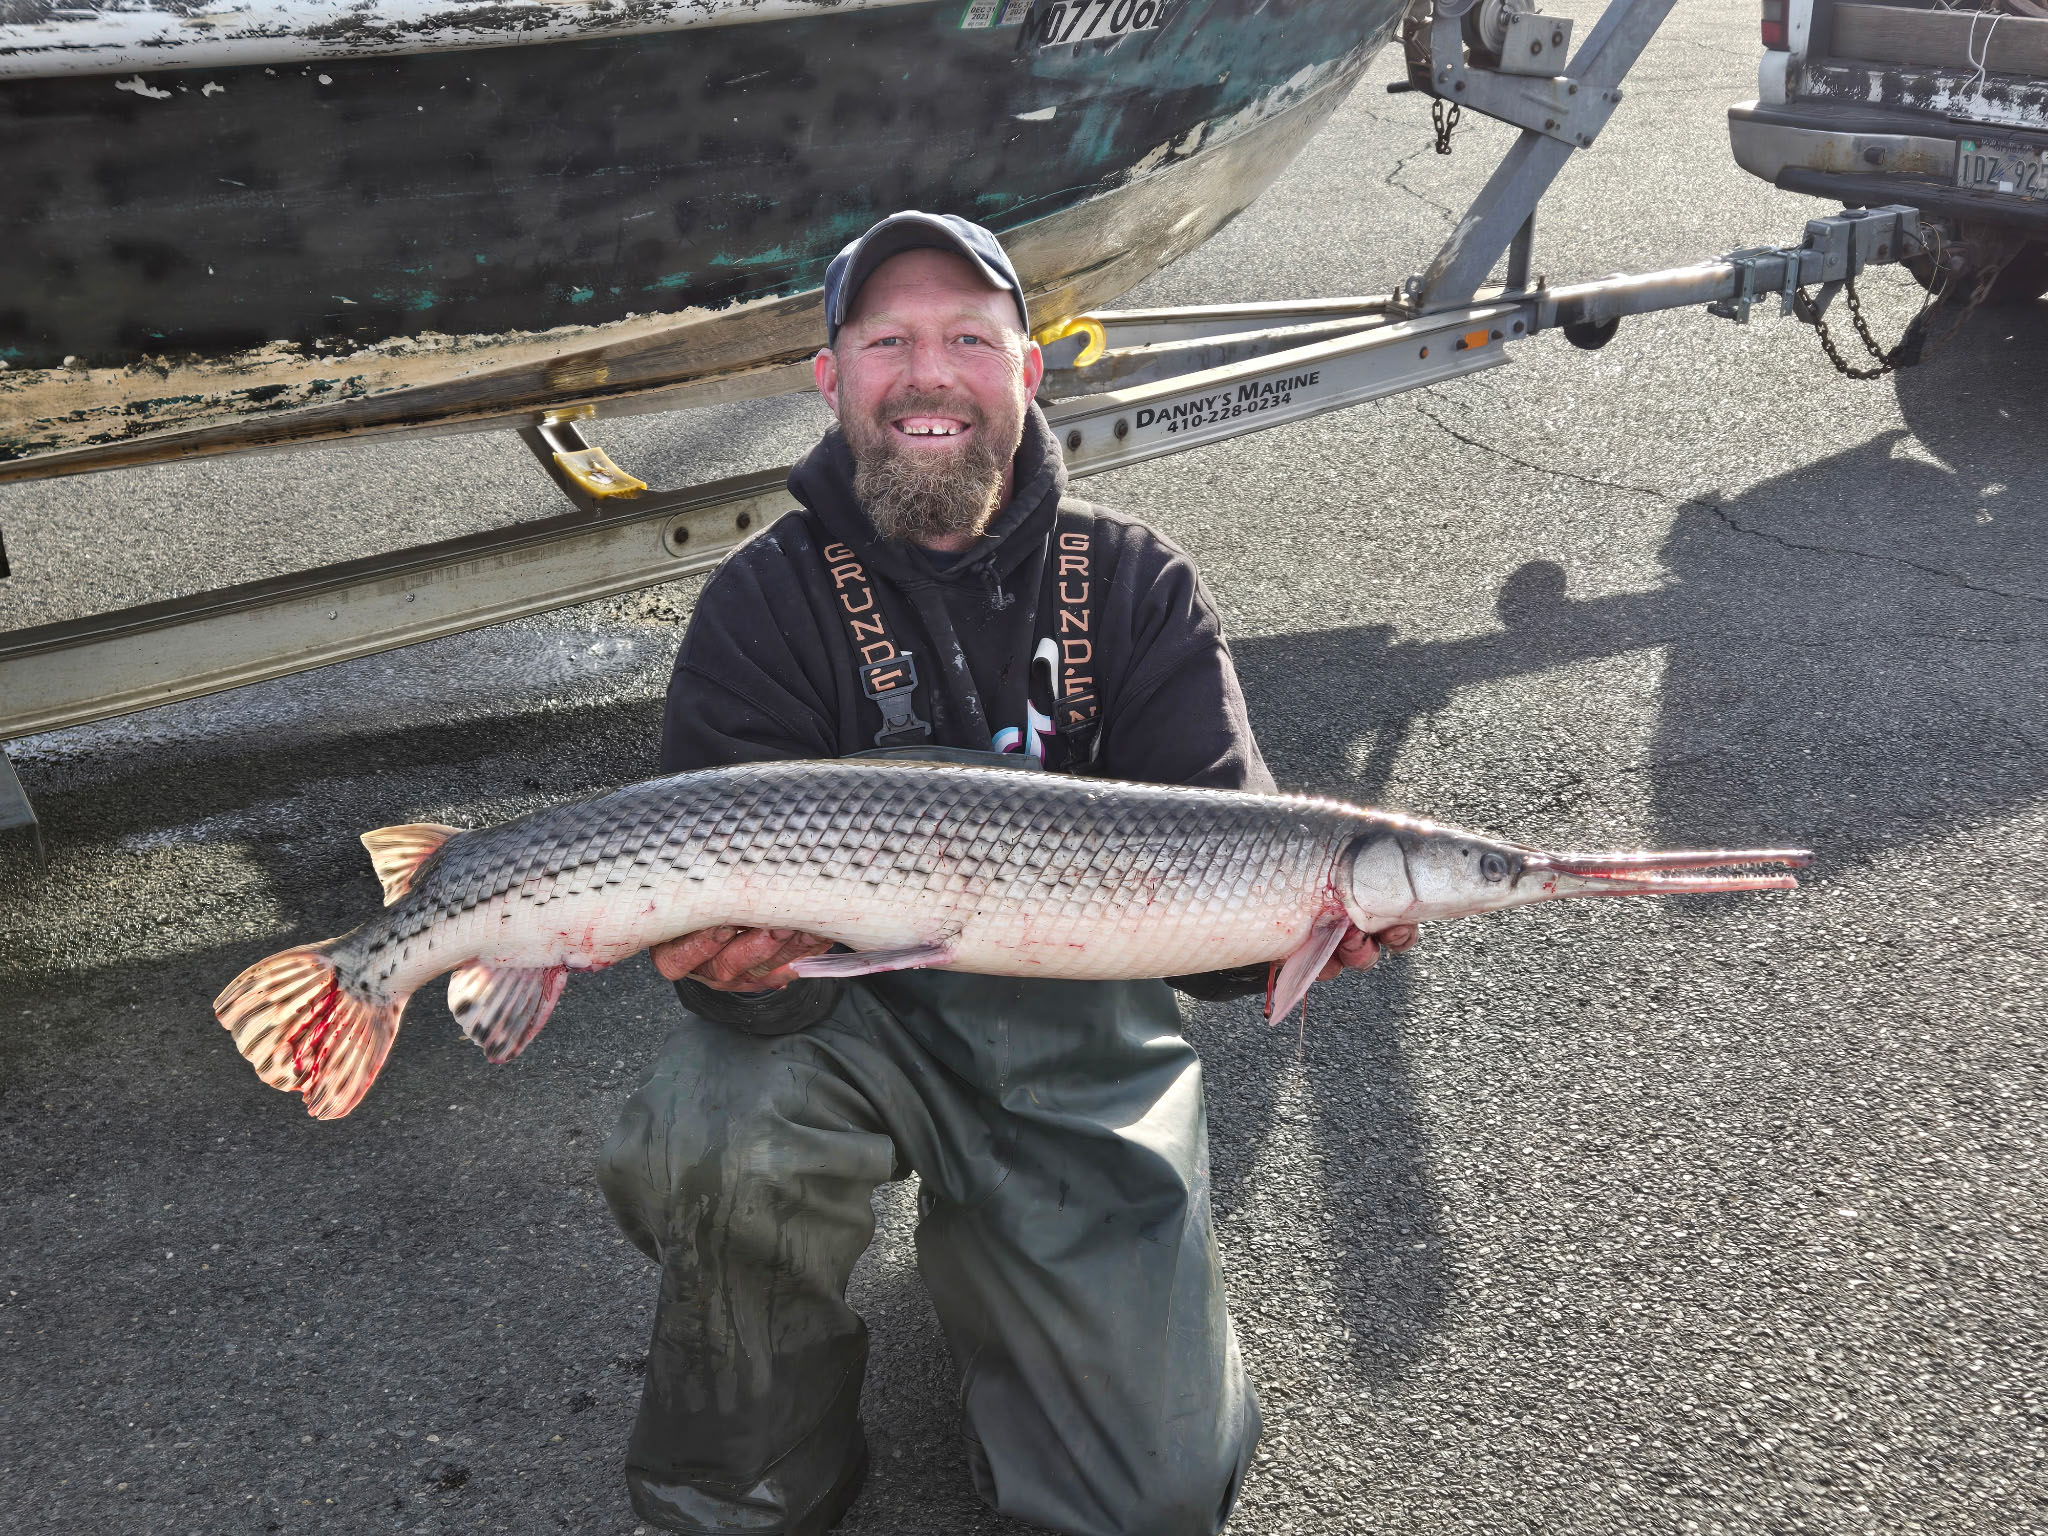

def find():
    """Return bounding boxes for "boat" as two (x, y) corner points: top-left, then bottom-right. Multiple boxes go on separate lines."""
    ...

(0, 0), (1407, 483)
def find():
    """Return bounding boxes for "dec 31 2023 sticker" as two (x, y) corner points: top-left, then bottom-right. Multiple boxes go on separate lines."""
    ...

(960, 0), (1170, 45)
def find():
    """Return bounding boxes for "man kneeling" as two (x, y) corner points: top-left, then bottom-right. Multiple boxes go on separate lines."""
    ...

(598, 211), (1412, 1536)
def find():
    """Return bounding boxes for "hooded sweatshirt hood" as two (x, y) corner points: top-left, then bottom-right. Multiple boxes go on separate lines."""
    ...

(782, 403), (1068, 747)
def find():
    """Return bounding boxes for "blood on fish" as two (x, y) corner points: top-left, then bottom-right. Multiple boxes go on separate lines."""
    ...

(289, 976), (344, 1080)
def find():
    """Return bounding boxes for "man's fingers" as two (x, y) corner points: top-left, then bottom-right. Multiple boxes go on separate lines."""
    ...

(740, 930), (821, 984)
(650, 926), (738, 981)
(1327, 933), (1376, 978)
(1321, 922), (1425, 979)
(748, 933), (838, 987)
(1333, 928), (1382, 972)
(698, 928), (792, 988)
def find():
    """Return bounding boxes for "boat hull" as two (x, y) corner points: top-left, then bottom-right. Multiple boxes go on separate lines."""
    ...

(0, 0), (1402, 479)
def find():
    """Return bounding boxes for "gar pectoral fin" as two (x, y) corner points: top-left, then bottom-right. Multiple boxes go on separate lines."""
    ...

(1265, 912), (1349, 1025)
(786, 940), (958, 979)
(447, 961), (569, 1063)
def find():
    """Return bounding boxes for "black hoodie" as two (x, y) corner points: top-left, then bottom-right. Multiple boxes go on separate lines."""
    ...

(659, 403), (1275, 793)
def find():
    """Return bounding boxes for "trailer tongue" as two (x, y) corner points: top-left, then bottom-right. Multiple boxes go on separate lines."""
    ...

(0, 0), (1960, 848)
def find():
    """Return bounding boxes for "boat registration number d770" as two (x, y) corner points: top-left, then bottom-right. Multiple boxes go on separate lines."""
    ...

(1954, 137), (2048, 203)
(1031, 0), (1170, 47)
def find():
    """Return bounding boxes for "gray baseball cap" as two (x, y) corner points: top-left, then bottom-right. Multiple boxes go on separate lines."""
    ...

(823, 211), (1030, 344)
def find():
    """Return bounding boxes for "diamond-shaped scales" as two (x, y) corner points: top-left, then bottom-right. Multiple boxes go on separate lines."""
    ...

(376, 760), (1358, 989)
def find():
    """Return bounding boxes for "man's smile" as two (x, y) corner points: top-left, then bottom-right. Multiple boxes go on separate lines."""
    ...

(892, 414), (972, 439)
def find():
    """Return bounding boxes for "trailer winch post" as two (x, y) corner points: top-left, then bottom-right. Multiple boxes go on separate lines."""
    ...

(1400, 0), (1678, 313)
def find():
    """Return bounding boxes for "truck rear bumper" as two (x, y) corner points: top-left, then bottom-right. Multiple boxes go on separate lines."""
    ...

(1730, 98), (2048, 233)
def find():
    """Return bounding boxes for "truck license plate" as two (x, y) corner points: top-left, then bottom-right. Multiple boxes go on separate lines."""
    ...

(1954, 136), (2048, 202)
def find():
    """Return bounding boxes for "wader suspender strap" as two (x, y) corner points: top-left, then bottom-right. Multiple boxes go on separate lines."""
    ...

(1051, 502), (1103, 770)
(820, 538), (933, 747)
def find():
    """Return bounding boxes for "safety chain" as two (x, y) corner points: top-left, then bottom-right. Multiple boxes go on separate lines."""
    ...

(1799, 278), (1909, 380)
(1795, 241), (2012, 380)
(1432, 98), (1461, 155)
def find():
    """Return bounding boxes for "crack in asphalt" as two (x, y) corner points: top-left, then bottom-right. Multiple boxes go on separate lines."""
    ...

(1661, 627), (2046, 652)
(1411, 401), (2048, 608)
(1615, 76), (1761, 95)
(1992, 713), (2045, 753)
(1706, 503), (2048, 608)
(1382, 141), (1459, 227)
(1668, 35), (1757, 63)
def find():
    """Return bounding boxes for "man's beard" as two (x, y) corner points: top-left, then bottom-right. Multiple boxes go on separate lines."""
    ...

(843, 389), (1020, 546)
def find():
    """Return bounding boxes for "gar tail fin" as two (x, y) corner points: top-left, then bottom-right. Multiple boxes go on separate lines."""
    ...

(446, 961), (569, 1063)
(359, 822), (464, 905)
(214, 941), (408, 1119)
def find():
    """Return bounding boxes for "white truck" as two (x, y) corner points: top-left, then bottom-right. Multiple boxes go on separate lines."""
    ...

(1730, 0), (2048, 302)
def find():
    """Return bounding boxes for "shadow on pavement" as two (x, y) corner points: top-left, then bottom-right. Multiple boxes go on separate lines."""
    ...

(0, 306), (2041, 1529)
(1211, 300), (2048, 1393)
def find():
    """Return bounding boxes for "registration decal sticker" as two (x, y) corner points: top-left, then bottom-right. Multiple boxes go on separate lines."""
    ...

(960, 0), (1033, 28)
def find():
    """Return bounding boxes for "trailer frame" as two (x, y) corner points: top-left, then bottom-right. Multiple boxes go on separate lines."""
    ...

(0, 0), (1934, 850)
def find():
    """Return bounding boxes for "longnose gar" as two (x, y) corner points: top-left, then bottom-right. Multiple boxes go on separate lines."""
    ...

(214, 759), (1809, 1118)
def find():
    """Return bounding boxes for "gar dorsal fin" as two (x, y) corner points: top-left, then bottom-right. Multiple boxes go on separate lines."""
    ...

(359, 823), (464, 905)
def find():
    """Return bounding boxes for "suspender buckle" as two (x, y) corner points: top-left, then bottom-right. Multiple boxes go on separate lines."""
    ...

(860, 651), (932, 746)
(1054, 687), (1099, 736)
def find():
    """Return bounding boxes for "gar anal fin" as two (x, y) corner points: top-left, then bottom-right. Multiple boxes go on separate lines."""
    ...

(446, 961), (570, 1063)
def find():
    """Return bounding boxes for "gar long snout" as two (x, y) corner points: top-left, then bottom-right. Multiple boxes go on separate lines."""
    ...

(1343, 825), (1812, 927)
(1529, 847), (1811, 899)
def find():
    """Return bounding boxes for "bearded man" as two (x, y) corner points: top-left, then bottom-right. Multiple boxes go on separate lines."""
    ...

(599, 212), (1413, 1536)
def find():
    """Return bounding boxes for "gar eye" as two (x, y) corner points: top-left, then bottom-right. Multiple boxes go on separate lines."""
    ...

(1479, 851), (1509, 882)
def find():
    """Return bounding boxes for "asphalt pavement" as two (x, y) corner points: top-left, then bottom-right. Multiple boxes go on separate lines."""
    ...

(2, 4), (2043, 1534)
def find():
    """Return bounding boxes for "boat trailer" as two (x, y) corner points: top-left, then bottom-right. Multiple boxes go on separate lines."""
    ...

(0, 0), (1933, 851)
